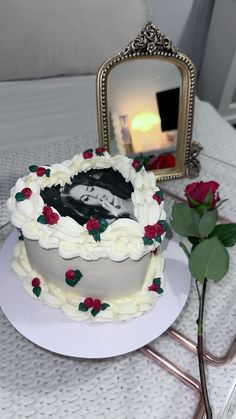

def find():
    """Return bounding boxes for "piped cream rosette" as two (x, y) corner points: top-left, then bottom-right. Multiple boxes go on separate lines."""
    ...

(7, 151), (166, 261)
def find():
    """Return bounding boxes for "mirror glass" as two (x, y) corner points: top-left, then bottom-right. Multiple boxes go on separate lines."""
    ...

(107, 59), (182, 170)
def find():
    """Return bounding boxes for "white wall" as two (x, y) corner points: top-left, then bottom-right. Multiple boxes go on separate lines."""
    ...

(149, 0), (215, 73)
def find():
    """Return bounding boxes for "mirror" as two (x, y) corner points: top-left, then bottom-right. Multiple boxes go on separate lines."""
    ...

(97, 21), (199, 181)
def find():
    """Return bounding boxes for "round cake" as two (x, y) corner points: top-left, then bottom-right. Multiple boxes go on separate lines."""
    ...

(7, 148), (166, 322)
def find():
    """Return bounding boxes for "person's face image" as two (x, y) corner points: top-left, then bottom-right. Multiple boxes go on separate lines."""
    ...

(69, 184), (114, 207)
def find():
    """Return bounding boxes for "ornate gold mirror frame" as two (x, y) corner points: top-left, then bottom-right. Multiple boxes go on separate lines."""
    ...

(96, 21), (199, 181)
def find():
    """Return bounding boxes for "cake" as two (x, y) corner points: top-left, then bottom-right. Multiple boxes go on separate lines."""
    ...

(7, 148), (167, 322)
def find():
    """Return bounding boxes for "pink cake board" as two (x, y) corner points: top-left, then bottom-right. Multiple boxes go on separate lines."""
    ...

(0, 230), (191, 359)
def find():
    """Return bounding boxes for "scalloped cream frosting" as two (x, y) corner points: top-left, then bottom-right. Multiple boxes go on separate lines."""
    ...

(12, 240), (165, 322)
(7, 152), (166, 261)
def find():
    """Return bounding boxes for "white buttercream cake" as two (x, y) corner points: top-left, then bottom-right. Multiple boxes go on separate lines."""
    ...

(7, 148), (167, 322)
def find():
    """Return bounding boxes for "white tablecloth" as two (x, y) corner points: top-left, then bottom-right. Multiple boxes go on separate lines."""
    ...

(0, 76), (235, 419)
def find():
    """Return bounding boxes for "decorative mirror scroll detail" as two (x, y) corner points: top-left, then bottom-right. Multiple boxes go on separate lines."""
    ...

(96, 21), (200, 181)
(121, 20), (178, 56)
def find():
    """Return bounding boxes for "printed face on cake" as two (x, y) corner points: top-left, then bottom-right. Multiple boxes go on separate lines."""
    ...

(41, 168), (136, 226)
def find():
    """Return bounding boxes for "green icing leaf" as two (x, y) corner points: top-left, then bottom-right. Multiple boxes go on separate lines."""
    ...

(157, 288), (164, 295)
(154, 235), (162, 243)
(101, 303), (110, 311)
(99, 218), (108, 233)
(75, 270), (83, 280)
(33, 286), (41, 297)
(136, 164), (143, 172)
(29, 165), (38, 172)
(170, 203), (200, 237)
(209, 223), (236, 247)
(79, 303), (88, 312)
(143, 237), (153, 246)
(37, 215), (47, 224)
(189, 236), (229, 282)
(91, 230), (101, 242)
(91, 309), (100, 317)
(159, 220), (167, 231)
(15, 192), (25, 202)
(65, 277), (80, 287)
(198, 209), (218, 237)
(153, 277), (161, 287)
(45, 168), (51, 178)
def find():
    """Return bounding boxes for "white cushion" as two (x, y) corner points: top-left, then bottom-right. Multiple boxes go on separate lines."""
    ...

(0, 0), (148, 80)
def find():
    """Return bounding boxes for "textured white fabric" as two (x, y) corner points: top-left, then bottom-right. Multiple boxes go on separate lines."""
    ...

(0, 76), (236, 418)
(0, 0), (148, 81)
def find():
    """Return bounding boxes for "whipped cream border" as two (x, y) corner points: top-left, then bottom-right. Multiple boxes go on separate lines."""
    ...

(12, 240), (165, 323)
(7, 152), (166, 261)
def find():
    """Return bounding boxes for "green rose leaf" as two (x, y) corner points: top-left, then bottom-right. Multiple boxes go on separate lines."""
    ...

(91, 230), (101, 242)
(37, 215), (47, 224)
(45, 168), (51, 178)
(79, 303), (88, 312)
(91, 309), (100, 317)
(154, 235), (162, 243)
(189, 236), (229, 282)
(15, 192), (25, 202)
(170, 203), (200, 237)
(209, 223), (236, 247)
(33, 286), (41, 298)
(29, 165), (38, 172)
(143, 237), (153, 246)
(157, 288), (164, 295)
(101, 303), (110, 311)
(198, 209), (218, 237)
(99, 218), (108, 233)
(153, 277), (161, 287)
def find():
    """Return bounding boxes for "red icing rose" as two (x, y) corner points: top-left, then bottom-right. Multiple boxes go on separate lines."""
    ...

(84, 297), (94, 308)
(153, 194), (161, 205)
(31, 277), (40, 287)
(147, 154), (176, 170)
(95, 147), (105, 154)
(21, 187), (32, 199)
(36, 167), (46, 177)
(132, 159), (141, 170)
(86, 218), (100, 231)
(65, 270), (75, 280)
(46, 212), (59, 225)
(144, 225), (158, 239)
(93, 299), (101, 310)
(43, 206), (53, 217)
(148, 284), (158, 292)
(185, 181), (220, 209)
(83, 150), (93, 159)
(154, 222), (164, 236)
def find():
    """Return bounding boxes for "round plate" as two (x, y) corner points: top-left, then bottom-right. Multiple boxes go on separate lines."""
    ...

(0, 230), (190, 358)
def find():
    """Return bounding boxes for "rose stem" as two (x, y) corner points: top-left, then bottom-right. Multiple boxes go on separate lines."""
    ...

(196, 278), (213, 419)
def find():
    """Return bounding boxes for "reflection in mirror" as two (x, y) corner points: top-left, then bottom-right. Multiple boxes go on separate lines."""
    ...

(108, 59), (181, 170)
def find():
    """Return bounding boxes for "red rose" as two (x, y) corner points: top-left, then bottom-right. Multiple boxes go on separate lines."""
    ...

(86, 218), (100, 231)
(84, 297), (94, 308)
(21, 187), (32, 199)
(144, 225), (157, 239)
(95, 147), (105, 154)
(153, 194), (161, 205)
(93, 299), (101, 310)
(31, 277), (40, 287)
(46, 212), (59, 225)
(36, 167), (46, 176)
(148, 284), (158, 292)
(147, 154), (176, 170)
(132, 159), (141, 169)
(83, 150), (93, 159)
(43, 206), (53, 217)
(65, 269), (75, 280)
(154, 222), (164, 236)
(185, 181), (220, 209)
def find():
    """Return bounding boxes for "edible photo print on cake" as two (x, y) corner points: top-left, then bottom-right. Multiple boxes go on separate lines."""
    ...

(41, 168), (136, 226)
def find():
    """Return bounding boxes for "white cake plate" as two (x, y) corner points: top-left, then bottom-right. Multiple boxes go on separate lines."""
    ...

(0, 230), (191, 358)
